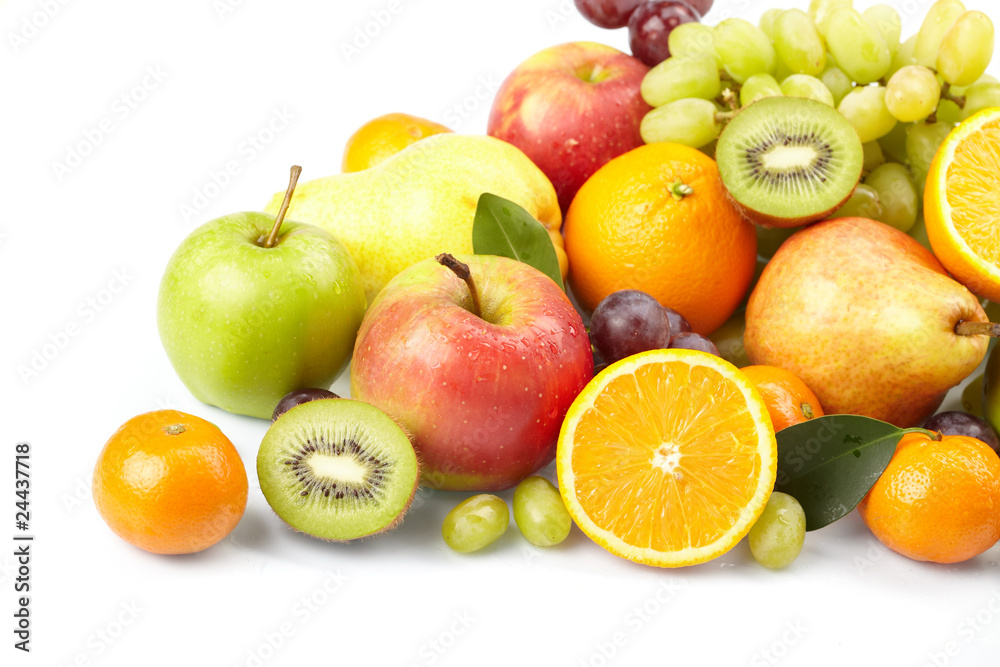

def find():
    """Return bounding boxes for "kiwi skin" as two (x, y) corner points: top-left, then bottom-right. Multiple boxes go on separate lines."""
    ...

(716, 97), (863, 229)
(257, 398), (421, 542)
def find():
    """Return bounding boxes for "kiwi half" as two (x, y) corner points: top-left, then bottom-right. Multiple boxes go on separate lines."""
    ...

(257, 398), (419, 541)
(716, 96), (863, 228)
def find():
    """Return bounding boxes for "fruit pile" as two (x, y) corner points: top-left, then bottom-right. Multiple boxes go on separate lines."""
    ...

(93, 0), (1000, 572)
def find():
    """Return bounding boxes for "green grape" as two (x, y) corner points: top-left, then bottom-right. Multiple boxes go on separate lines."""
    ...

(773, 60), (795, 84)
(909, 214), (932, 250)
(962, 82), (1000, 120)
(641, 56), (721, 107)
(441, 494), (509, 553)
(838, 86), (897, 143)
(963, 373), (985, 417)
(936, 98), (964, 125)
(913, 0), (966, 69)
(748, 492), (806, 570)
(512, 476), (571, 547)
(862, 141), (886, 172)
(713, 18), (776, 84)
(824, 7), (891, 84)
(906, 122), (953, 195)
(780, 74), (834, 106)
(773, 9), (826, 76)
(937, 11), (995, 87)
(741, 73), (783, 106)
(877, 120), (910, 164)
(668, 22), (719, 65)
(885, 66), (941, 123)
(864, 163), (918, 232)
(759, 8), (783, 39)
(862, 4), (902, 56)
(820, 65), (853, 106)
(887, 34), (918, 79)
(809, 0), (851, 36)
(709, 309), (749, 367)
(831, 183), (883, 219)
(756, 225), (800, 259)
(640, 99), (721, 148)
(825, 50), (839, 69)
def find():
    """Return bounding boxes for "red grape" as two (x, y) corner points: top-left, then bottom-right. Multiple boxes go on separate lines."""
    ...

(628, 0), (701, 67)
(590, 289), (671, 364)
(573, 0), (646, 29)
(272, 388), (340, 421)
(667, 332), (720, 357)
(662, 306), (693, 335)
(923, 411), (1000, 454)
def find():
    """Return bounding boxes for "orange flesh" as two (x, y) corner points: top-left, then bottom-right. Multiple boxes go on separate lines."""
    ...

(570, 361), (763, 551)
(947, 118), (1000, 265)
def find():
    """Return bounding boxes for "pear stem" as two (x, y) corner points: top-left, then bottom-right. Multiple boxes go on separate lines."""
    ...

(955, 321), (1000, 337)
(263, 165), (302, 248)
(436, 253), (482, 319)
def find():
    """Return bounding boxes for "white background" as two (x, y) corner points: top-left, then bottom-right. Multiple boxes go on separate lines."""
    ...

(4, 0), (1000, 665)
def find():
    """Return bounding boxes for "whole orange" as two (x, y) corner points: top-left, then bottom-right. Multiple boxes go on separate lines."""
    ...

(93, 410), (248, 555)
(563, 142), (756, 335)
(740, 365), (824, 432)
(342, 112), (451, 172)
(857, 432), (1000, 564)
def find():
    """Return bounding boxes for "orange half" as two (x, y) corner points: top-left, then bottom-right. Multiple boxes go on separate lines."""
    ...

(556, 349), (776, 567)
(925, 108), (1000, 301)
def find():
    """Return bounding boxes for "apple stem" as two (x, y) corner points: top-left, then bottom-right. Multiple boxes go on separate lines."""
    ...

(955, 321), (1000, 337)
(669, 180), (694, 201)
(436, 253), (482, 319)
(263, 165), (302, 248)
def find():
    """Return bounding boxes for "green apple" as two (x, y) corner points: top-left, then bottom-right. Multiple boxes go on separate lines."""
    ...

(158, 168), (366, 419)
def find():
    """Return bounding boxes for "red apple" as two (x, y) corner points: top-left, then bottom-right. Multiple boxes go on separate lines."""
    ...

(487, 41), (651, 212)
(350, 254), (593, 491)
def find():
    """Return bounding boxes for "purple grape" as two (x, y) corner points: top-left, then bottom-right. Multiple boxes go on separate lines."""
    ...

(272, 388), (340, 421)
(590, 289), (671, 364)
(627, 0), (701, 67)
(573, 0), (646, 29)
(662, 306), (693, 335)
(667, 332), (720, 357)
(685, 0), (714, 15)
(923, 411), (1000, 454)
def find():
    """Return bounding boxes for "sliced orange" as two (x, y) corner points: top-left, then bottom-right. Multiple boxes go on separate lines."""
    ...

(925, 108), (1000, 302)
(556, 349), (776, 568)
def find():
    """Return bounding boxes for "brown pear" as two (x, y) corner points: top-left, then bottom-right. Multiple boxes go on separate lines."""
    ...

(745, 217), (988, 427)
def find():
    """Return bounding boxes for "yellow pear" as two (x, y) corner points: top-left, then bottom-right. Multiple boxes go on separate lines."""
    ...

(264, 133), (561, 302)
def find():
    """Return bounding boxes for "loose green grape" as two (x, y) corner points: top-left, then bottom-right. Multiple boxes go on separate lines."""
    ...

(759, 8), (782, 39)
(885, 66), (941, 123)
(808, 0), (851, 36)
(863, 4), (902, 56)
(741, 73), (783, 106)
(964, 373), (985, 417)
(442, 494), (509, 553)
(780, 74), (834, 106)
(962, 82), (1000, 120)
(937, 11), (995, 87)
(831, 183), (883, 219)
(773, 9), (826, 76)
(862, 141), (886, 172)
(640, 99), (721, 148)
(820, 65), (853, 106)
(824, 7), (892, 84)
(936, 98), (964, 125)
(864, 163), (918, 232)
(713, 18), (776, 84)
(641, 56), (721, 107)
(909, 214), (932, 250)
(668, 22), (719, 65)
(877, 120), (910, 164)
(709, 309), (749, 367)
(913, 0), (966, 69)
(748, 492), (806, 570)
(512, 476), (571, 547)
(887, 34), (918, 79)
(906, 122), (954, 195)
(839, 86), (897, 143)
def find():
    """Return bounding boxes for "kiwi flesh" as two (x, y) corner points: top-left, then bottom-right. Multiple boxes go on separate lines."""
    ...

(257, 398), (419, 541)
(716, 96), (863, 228)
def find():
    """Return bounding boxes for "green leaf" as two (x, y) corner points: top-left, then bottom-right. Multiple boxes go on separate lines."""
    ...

(472, 193), (564, 290)
(774, 415), (907, 531)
